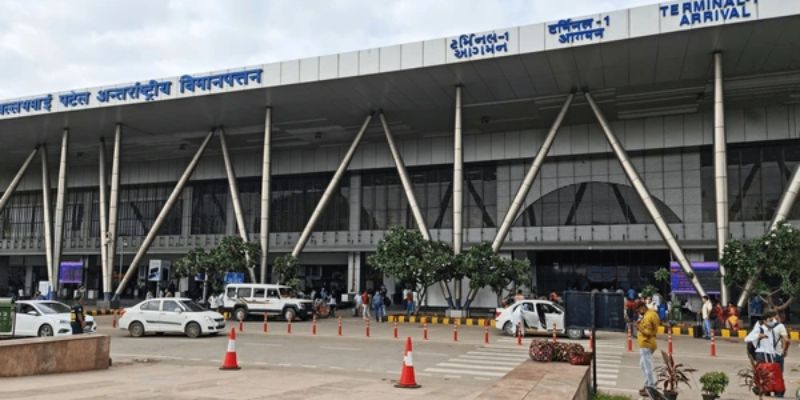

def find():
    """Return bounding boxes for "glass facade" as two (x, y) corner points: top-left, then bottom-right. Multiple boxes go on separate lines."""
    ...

(190, 181), (227, 235)
(360, 163), (496, 230)
(701, 140), (800, 222)
(0, 191), (44, 239)
(513, 182), (681, 226)
(117, 184), (182, 237)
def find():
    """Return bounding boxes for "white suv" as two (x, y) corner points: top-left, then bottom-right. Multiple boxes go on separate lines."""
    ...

(223, 283), (313, 321)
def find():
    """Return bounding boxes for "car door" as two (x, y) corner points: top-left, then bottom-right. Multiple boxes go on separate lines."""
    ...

(14, 303), (38, 336)
(158, 300), (185, 333)
(266, 288), (281, 314)
(137, 300), (162, 332)
(537, 302), (564, 332)
(520, 302), (540, 330)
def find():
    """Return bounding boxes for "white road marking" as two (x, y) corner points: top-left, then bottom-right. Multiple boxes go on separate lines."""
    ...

(450, 358), (519, 366)
(300, 364), (318, 369)
(328, 366), (344, 370)
(436, 363), (514, 371)
(465, 351), (527, 359)
(319, 346), (360, 351)
(425, 368), (505, 377)
(443, 375), (462, 379)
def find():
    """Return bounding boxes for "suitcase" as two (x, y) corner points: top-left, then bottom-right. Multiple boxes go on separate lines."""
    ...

(755, 359), (785, 395)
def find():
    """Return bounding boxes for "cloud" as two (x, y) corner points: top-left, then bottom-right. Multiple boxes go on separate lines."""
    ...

(0, 0), (657, 99)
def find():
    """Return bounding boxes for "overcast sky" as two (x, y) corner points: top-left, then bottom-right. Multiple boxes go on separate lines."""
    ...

(0, 0), (657, 99)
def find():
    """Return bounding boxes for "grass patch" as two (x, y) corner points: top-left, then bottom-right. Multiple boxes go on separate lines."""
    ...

(593, 392), (633, 400)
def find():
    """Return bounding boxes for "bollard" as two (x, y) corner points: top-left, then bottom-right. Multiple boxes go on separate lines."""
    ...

(423, 321), (429, 341)
(668, 330), (673, 355)
(588, 330), (593, 352)
(365, 319), (371, 337)
(551, 323), (557, 344)
(394, 320), (399, 339)
(239, 317), (244, 333)
(483, 323), (490, 345)
(453, 322), (459, 342)
(112, 311), (117, 328)
(710, 329), (717, 357)
(627, 325), (633, 352)
(287, 316), (293, 334)
(312, 316), (317, 336)
(516, 323), (522, 346)
(263, 313), (269, 334)
(337, 316), (343, 336)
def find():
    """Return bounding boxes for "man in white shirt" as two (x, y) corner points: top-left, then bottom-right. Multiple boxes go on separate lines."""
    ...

(745, 310), (788, 397)
(701, 296), (712, 339)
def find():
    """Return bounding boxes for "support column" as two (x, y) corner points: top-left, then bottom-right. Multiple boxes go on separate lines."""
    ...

(453, 86), (464, 308)
(219, 128), (256, 283)
(98, 139), (109, 300)
(713, 52), (730, 305)
(584, 92), (707, 298)
(380, 112), (430, 240)
(492, 93), (574, 252)
(114, 130), (215, 299)
(40, 145), (54, 292)
(52, 129), (69, 294)
(107, 125), (121, 293)
(259, 108), (272, 283)
(291, 113), (373, 258)
(737, 164), (800, 307)
(0, 147), (38, 214)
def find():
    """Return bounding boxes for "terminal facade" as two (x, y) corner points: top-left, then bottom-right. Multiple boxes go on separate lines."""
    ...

(0, 0), (798, 307)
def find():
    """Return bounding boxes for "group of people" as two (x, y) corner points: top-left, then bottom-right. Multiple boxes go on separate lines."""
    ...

(353, 286), (390, 322)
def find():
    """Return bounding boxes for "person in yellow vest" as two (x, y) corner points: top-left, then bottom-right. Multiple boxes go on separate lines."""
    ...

(636, 300), (660, 397)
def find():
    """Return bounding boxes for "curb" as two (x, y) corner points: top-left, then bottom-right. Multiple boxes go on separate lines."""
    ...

(87, 309), (121, 316)
(386, 315), (497, 328)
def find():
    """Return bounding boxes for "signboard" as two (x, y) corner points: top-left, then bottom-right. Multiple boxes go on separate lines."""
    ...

(659, 0), (757, 28)
(58, 261), (83, 284)
(38, 281), (51, 298)
(563, 291), (626, 331)
(670, 262), (721, 295)
(147, 259), (171, 282)
(224, 272), (245, 284)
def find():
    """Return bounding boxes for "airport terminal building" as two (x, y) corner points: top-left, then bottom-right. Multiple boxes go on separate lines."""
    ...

(1, 0), (799, 307)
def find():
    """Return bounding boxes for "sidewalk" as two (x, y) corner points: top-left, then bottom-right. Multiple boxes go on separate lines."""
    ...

(0, 359), (483, 400)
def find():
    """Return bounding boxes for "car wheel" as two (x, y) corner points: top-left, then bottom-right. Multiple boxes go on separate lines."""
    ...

(566, 328), (583, 340)
(234, 308), (247, 322)
(503, 321), (515, 336)
(185, 322), (201, 338)
(38, 324), (54, 337)
(129, 321), (145, 338)
(283, 308), (296, 321)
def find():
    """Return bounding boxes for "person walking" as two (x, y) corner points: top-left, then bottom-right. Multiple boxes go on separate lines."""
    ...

(328, 293), (337, 318)
(749, 294), (763, 328)
(701, 295), (712, 339)
(353, 290), (362, 317)
(404, 289), (414, 317)
(361, 290), (370, 320)
(636, 300), (660, 397)
(372, 290), (384, 323)
(745, 310), (788, 397)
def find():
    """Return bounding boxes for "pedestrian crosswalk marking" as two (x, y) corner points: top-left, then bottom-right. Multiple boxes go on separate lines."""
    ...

(425, 345), (528, 380)
(437, 363), (514, 371)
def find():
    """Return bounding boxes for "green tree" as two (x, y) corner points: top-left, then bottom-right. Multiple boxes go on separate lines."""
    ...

(461, 242), (531, 309)
(173, 247), (217, 298)
(368, 226), (457, 311)
(173, 236), (260, 298)
(721, 221), (800, 311)
(213, 236), (261, 283)
(273, 254), (301, 289)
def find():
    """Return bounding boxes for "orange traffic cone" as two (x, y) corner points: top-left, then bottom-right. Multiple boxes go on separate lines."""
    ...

(423, 321), (429, 341)
(365, 319), (370, 337)
(337, 316), (343, 336)
(710, 330), (717, 357)
(263, 313), (269, 334)
(394, 337), (421, 389)
(394, 320), (399, 339)
(627, 325), (633, 352)
(287, 316), (293, 334)
(112, 311), (117, 328)
(453, 323), (459, 342)
(220, 328), (241, 370)
(239, 317), (244, 333)
(312, 316), (317, 336)
(483, 323), (490, 345)
(516, 323), (522, 346)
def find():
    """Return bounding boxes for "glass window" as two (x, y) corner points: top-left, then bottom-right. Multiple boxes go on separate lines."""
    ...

(118, 184), (182, 236)
(253, 288), (266, 298)
(161, 300), (182, 313)
(267, 289), (279, 298)
(237, 288), (252, 298)
(18, 303), (37, 315)
(140, 301), (160, 311)
(191, 181), (227, 235)
(180, 301), (206, 312)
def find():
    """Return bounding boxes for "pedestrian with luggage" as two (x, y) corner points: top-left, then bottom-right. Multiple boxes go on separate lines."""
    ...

(745, 310), (788, 397)
(636, 300), (660, 397)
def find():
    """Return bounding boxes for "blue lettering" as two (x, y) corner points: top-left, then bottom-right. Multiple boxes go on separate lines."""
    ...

(713, 0), (723, 8)
(724, 0), (735, 7)
(692, 0), (704, 12)
(681, 14), (692, 26)
(730, 7), (740, 18)
(671, 4), (679, 16)
(704, 11), (713, 22)
(660, 5), (670, 17)
(720, 8), (731, 19)
(742, 4), (751, 17)
(684, 2), (693, 14)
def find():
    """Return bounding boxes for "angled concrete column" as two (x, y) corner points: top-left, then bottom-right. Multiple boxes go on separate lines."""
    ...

(737, 164), (800, 307)
(713, 52), (730, 305)
(492, 93), (574, 252)
(0, 147), (38, 214)
(107, 125), (121, 290)
(40, 145), (54, 290)
(98, 139), (110, 301)
(260, 108), (272, 283)
(584, 92), (707, 298)
(114, 130), (214, 299)
(219, 128), (256, 283)
(292, 113), (373, 258)
(52, 129), (69, 293)
(379, 112), (430, 240)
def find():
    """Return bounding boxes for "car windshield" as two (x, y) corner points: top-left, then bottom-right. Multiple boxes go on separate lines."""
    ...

(37, 302), (71, 314)
(179, 301), (206, 312)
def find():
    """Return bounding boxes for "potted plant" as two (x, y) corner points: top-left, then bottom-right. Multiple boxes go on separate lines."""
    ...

(738, 360), (773, 400)
(699, 372), (729, 400)
(655, 351), (696, 400)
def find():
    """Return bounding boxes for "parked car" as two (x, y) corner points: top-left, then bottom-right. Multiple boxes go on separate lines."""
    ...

(119, 298), (225, 338)
(222, 283), (314, 321)
(494, 299), (583, 339)
(14, 300), (97, 337)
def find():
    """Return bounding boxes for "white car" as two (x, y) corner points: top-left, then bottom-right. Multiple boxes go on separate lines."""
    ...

(495, 299), (583, 340)
(14, 300), (97, 337)
(222, 283), (314, 321)
(119, 297), (225, 338)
